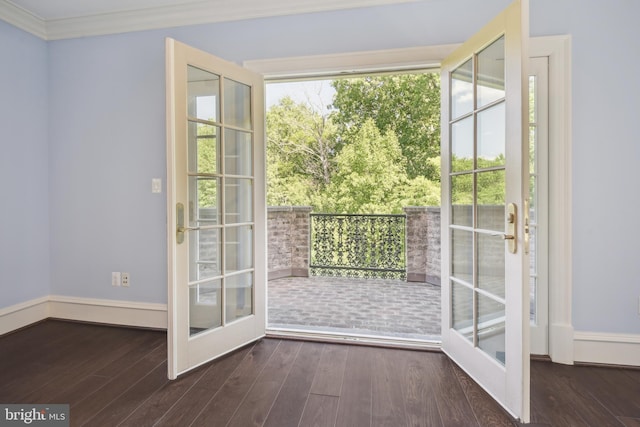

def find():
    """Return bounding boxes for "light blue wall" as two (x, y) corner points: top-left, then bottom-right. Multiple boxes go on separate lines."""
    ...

(0, 20), (50, 307)
(6, 0), (640, 334)
(531, 0), (640, 334)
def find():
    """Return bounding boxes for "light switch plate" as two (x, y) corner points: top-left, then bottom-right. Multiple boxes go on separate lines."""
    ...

(152, 178), (162, 193)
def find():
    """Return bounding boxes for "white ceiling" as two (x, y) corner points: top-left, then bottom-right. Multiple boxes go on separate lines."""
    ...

(0, 0), (418, 40)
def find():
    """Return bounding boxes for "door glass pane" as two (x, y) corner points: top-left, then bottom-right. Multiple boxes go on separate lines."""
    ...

(189, 177), (220, 227)
(188, 122), (219, 174)
(452, 116), (474, 172)
(477, 103), (505, 168)
(225, 178), (253, 224)
(225, 129), (253, 176)
(452, 229), (473, 284)
(190, 228), (221, 282)
(225, 225), (253, 273)
(452, 174), (473, 227)
(224, 78), (251, 130)
(187, 66), (220, 122)
(451, 59), (473, 119)
(477, 170), (505, 230)
(189, 280), (222, 336)
(477, 233), (505, 299)
(452, 282), (473, 342)
(477, 293), (505, 366)
(530, 277), (537, 323)
(477, 36), (505, 108)
(225, 272), (253, 323)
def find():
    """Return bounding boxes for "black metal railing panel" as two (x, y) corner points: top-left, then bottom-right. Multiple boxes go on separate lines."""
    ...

(310, 213), (406, 279)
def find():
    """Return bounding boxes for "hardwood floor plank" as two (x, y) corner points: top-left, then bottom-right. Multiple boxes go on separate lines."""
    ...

(118, 362), (210, 427)
(577, 365), (640, 419)
(618, 417), (640, 427)
(20, 326), (155, 403)
(154, 343), (255, 427)
(46, 375), (112, 408)
(395, 350), (443, 427)
(299, 394), (339, 427)
(335, 345), (373, 427)
(0, 323), (113, 402)
(263, 341), (324, 427)
(93, 330), (165, 378)
(82, 361), (168, 426)
(309, 343), (348, 397)
(529, 361), (618, 427)
(226, 340), (303, 427)
(431, 354), (480, 427)
(187, 339), (281, 427)
(371, 348), (409, 427)
(70, 342), (166, 426)
(449, 361), (515, 427)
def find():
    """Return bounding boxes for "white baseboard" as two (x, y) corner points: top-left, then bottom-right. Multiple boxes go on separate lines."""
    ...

(0, 296), (50, 335)
(0, 295), (168, 336)
(574, 331), (640, 367)
(49, 296), (168, 330)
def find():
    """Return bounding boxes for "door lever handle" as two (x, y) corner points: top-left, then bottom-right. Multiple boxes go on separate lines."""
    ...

(177, 226), (200, 233)
(491, 233), (515, 240)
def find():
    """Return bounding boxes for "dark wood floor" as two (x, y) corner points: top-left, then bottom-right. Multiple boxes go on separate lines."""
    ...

(1, 320), (639, 426)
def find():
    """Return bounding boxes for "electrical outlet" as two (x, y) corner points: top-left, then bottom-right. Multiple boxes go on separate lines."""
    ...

(112, 272), (121, 287)
(121, 272), (130, 287)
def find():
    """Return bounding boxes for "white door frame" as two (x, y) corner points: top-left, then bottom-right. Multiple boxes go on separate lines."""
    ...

(244, 35), (573, 364)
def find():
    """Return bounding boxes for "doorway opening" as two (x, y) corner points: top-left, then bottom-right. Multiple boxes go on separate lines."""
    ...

(265, 72), (444, 343)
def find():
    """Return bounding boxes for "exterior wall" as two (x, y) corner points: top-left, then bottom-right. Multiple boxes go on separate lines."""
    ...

(272, 206), (442, 284)
(403, 207), (429, 283)
(267, 206), (311, 280)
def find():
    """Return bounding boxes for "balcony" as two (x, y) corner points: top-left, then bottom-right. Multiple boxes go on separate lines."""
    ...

(267, 206), (442, 341)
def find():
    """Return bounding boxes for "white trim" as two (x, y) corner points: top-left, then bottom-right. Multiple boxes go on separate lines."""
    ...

(48, 295), (167, 329)
(0, 295), (168, 336)
(244, 44), (458, 79)
(530, 35), (573, 365)
(574, 331), (640, 367)
(0, 297), (49, 336)
(0, 0), (46, 39)
(267, 327), (441, 351)
(0, 0), (417, 41)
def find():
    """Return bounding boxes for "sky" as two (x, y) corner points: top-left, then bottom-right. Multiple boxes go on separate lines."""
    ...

(265, 79), (336, 114)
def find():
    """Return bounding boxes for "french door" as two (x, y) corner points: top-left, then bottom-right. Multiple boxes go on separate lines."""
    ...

(440, 0), (530, 422)
(166, 38), (266, 378)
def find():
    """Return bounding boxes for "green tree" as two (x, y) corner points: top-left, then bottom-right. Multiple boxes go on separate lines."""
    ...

(331, 73), (441, 181)
(317, 119), (407, 214)
(266, 97), (337, 206)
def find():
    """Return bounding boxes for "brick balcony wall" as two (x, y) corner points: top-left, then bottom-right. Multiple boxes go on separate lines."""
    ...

(267, 206), (312, 280)
(268, 206), (443, 285)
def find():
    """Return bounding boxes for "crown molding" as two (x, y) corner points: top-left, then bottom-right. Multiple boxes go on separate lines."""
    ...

(0, 0), (46, 39)
(1, 0), (417, 41)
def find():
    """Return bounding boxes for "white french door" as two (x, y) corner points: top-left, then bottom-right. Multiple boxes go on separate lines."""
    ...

(440, 0), (530, 422)
(166, 38), (266, 378)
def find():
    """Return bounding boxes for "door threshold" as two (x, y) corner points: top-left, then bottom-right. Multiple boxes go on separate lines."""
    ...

(266, 327), (442, 351)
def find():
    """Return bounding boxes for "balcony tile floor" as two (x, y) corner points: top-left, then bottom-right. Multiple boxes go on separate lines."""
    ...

(267, 276), (441, 341)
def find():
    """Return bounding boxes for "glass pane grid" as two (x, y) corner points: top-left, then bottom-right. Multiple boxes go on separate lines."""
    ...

(187, 69), (257, 336)
(449, 36), (509, 360)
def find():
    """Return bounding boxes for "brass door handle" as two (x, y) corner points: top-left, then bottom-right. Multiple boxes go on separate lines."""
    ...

(176, 202), (198, 244)
(491, 233), (515, 240)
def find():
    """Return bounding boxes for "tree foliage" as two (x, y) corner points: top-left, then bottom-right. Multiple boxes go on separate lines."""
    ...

(266, 74), (446, 214)
(330, 73), (441, 181)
